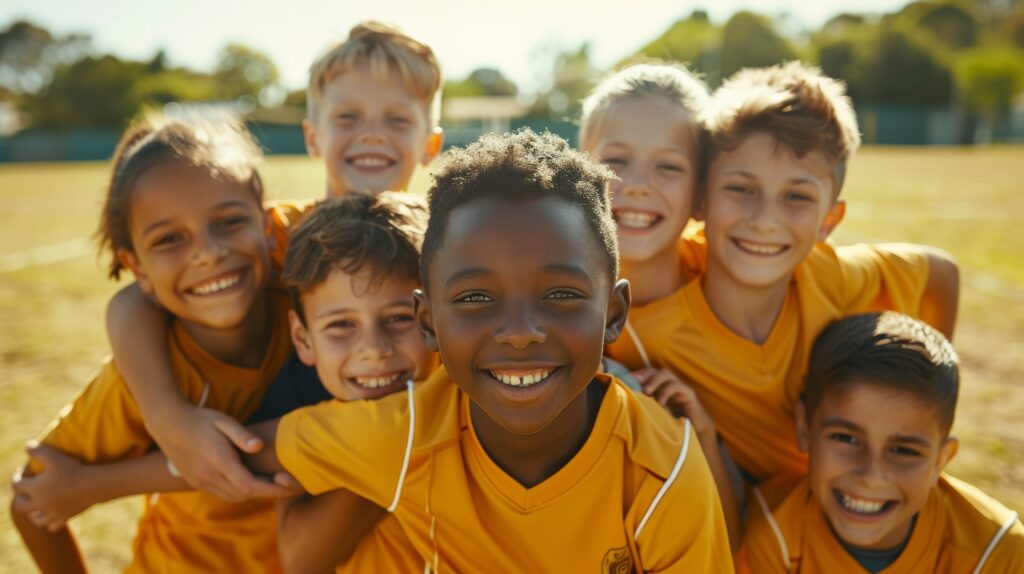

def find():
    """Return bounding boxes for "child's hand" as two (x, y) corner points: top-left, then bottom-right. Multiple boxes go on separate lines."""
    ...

(149, 405), (294, 502)
(11, 443), (92, 532)
(633, 368), (716, 439)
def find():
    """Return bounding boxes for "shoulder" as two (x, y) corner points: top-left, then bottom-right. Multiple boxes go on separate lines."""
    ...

(264, 198), (318, 227)
(742, 476), (809, 573)
(610, 379), (689, 480)
(936, 475), (1024, 570)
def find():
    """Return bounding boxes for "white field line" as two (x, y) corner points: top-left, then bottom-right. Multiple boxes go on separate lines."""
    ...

(0, 237), (93, 273)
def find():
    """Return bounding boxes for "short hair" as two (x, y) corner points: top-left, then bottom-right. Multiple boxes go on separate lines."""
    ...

(804, 312), (959, 434)
(702, 61), (861, 194)
(306, 21), (441, 126)
(579, 62), (710, 152)
(97, 110), (264, 280)
(421, 129), (618, 287)
(283, 191), (427, 326)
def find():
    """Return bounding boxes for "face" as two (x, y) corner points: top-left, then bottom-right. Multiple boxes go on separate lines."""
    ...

(798, 384), (957, 550)
(704, 132), (845, 291)
(587, 96), (699, 263)
(304, 67), (441, 197)
(416, 195), (629, 436)
(291, 269), (433, 402)
(119, 161), (269, 331)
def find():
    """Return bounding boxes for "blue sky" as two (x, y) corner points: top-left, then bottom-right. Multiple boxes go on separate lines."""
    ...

(3, 0), (909, 92)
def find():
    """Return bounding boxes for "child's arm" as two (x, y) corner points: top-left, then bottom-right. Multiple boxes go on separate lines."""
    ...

(277, 490), (387, 573)
(635, 368), (743, 552)
(919, 247), (959, 340)
(106, 284), (286, 499)
(10, 500), (87, 574)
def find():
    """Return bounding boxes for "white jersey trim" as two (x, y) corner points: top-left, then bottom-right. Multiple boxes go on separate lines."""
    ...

(634, 418), (692, 540)
(752, 485), (793, 570)
(387, 379), (416, 513)
(624, 319), (652, 370)
(972, 511), (1019, 574)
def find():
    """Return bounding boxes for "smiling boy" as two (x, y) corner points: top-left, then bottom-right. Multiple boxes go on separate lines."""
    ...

(739, 312), (1023, 573)
(249, 130), (733, 572)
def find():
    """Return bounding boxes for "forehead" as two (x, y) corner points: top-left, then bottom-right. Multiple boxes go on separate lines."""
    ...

(429, 195), (609, 288)
(814, 382), (946, 441)
(303, 267), (417, 317)
(130, 161), (256, 224)
(593, 96), (696, 150)
(711, 132), (833, 185)
(319, 68), (428, 111)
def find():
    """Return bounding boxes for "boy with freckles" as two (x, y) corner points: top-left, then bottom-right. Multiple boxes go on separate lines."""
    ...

(739, 312), (1024, 573)
(249, 130), (734, 572)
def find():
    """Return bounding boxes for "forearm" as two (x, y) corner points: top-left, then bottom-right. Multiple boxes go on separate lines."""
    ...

(244, 419), (285, 475)
(11, 501), (87, 574)
(83, 452), (190, 503)
(278, 490), (386, 574)
(696, 430), (742, 553)
(920, 250), (959, 340)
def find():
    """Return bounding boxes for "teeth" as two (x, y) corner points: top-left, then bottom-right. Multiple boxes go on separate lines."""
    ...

(351, 156), (390, 167)
(352, 373), (401, 389)
(615, 210), (658, 229)
(191, 273), (241, 295)
(842, 493), (886, 515)
(490, 369), (553, 387)
(735, 239), (785, 255)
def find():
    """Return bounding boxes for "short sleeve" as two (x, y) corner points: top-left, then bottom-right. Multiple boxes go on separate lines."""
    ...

(264, 199), (318, 271)
(834, 243), (931, 315)
(275, 395), (410, 507)
(631, 424), (734, 573)
(33, 362), (152, 473)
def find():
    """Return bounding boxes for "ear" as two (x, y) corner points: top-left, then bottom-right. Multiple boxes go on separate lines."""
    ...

(413, 289), (439, 352)
(302, 119), (321, 158)
(795, 401), (811, 452)
(289, 310), (317, 366)
(603, 279), (631, 344)
(422, 127), (444, 165)
(117, 248), (154, 296)
(934, 436), (959, 481)
(818, 199), (846, 241)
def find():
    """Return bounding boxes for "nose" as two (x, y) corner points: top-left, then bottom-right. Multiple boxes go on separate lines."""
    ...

(357, 119), (386, 145)
(747, 195), (780, 233)
(356, 325), (395, 359)
(854, 451), (889, 489)
(494, 302), (546, 349)
(619, 167), (651, 198)
(191, 230), (229, 267)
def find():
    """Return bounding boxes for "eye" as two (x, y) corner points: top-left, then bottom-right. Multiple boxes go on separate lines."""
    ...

(455, 292), (492, 304)
(544, 289), (584, 301)
(657, 163), (686, 174)
(786, 191), (816, 203)
(152, 232), (185, 249)
(725, 184), (754, 195)
(389, 115), (412, 128)
(335, 112), (358, 124)
(216, 215), (250, 231)
(889, 445), (923, 458)
(384, 313), (416, 329)
(601, 157), (626, 170)
(324, 319), (355, 333)
(828, 432), (859, 446)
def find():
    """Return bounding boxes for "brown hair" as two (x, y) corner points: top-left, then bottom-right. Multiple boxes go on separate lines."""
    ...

(96, 110), (264, 280)
(804, 312), (959, 434)
(579, 61), (710, 152)
(306, 21), (441, 125)
(702, 61), (861, 194)
(284, 191), (427, 325)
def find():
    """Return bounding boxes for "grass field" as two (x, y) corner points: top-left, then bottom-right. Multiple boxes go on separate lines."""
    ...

(1, 148), (1022, 572)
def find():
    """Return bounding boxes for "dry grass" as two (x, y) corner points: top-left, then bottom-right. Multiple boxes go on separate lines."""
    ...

(0, 148), (1021, 572)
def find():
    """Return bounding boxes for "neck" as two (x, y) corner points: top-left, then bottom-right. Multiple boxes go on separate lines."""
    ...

(701, 260), (789, 345)
(621, 243), (688, 307)
(470, 380), (606, 488)
(181, 292), (272, 368)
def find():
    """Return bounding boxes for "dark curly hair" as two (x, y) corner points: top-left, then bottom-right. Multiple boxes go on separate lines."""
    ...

(804, 312), (959, 434)
(420, 129), (618, 287)
(284, 191), (427, 325)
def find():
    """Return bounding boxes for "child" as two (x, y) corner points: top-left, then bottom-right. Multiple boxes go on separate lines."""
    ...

(10, 112), (294, 572)
(739, 312), (1024, 572)
(103, 20), (446, 501)
(14, 192), (439, 573)
(603, 61), (960, 482)
(247, 130), (734, 571)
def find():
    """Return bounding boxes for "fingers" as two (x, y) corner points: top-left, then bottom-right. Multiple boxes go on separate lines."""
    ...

(631, 368), (656, 385)
(210, 414), (263, 454)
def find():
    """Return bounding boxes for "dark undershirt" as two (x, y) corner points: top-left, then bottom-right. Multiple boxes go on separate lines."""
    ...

(839, 515), (916, 573)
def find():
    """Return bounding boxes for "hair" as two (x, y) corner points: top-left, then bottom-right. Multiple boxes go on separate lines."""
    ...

(702, 60), (861, 194)
(284, 191), (427, 325)
(579, 61), (710, 153)
(804, 312), (959, 434)
(306, 21), (441, 126)
(421, 129), (618, 286)
(97, 110), (264, 280)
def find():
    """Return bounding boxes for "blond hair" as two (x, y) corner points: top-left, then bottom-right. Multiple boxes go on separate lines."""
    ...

(702, 61), (861, 193)
(579, 62), (710, 151)
(306, 21), (441, 125)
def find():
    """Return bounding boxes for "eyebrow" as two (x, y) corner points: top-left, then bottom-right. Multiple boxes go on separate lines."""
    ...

(444, 267), (492, 289)
(542, 262), (594, 280)
(141, 200), (251, 239)
(821, 417), (934, 447)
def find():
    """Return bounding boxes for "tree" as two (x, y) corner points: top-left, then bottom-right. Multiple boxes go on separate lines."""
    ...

(529, 43), (595, 119)
(853, 24), (954, 105)
(444, 68), (518, 99)
(634, 11), (722, 83)
(954, 47), (1024, 115)
(214, 43), (280, 101)
(719, 11), (798, 79)
(0, 20), (89, 93)
(916, 2), (979, 50)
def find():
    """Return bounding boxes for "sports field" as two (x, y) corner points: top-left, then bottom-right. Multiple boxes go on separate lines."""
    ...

(0, 148), (1021, 571)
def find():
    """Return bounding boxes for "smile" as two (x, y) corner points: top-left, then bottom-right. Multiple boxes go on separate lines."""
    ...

(834, 489), (897, 517)
(187, 271), (243, 296)
(488, 368), (554, 388)
(347, 155), (395, 169)
(348, 371), (404, 389)
(613, 209), (662, 230)
(732, 238), (788, 256)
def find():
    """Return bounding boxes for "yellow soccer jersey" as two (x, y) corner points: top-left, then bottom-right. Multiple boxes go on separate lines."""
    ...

(265, 199), (318, 271)
(739, 475), (1024, 573)
(607, 237), (931, 481)
(277, 368), (734, 573)
(35, 290), (293, 574)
